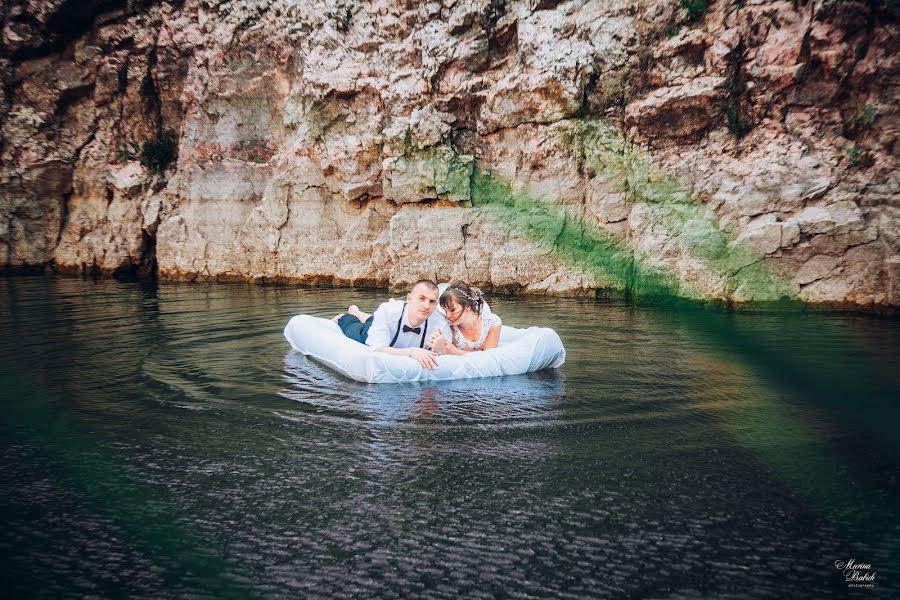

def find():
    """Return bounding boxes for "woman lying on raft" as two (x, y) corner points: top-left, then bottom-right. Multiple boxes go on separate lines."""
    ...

(431, 281), (502, 354)
(342, 281), (502, 354)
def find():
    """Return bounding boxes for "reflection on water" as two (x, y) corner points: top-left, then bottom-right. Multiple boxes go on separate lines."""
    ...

(281, 352), (567, 427)
(0, 277), (898, 599)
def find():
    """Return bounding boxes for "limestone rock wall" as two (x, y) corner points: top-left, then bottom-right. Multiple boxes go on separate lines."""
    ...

(1, 0), (897, 307)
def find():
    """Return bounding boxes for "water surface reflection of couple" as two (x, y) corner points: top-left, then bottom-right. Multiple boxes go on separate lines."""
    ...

(281, 350), (566, 425)
(332, 280), (502, 370)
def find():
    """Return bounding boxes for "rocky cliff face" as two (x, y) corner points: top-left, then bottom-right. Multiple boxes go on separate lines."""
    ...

(1, 0), (897, 307)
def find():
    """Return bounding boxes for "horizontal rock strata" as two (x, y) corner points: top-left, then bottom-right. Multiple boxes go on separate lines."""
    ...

(1, 0), (897, 307)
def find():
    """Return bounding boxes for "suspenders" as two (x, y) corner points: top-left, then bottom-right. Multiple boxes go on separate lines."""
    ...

(388, 302), (428, 348)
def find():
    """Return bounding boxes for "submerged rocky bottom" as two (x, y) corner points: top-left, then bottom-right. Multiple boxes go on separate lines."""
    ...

(1, 278), (898, 598)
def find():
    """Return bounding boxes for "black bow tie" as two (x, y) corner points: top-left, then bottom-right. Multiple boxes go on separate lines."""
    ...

(402, 325), (421, 335)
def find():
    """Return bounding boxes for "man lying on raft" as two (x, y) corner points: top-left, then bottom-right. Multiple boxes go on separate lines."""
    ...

(333, 280), (504, 369)
(332, 279), (452, 369)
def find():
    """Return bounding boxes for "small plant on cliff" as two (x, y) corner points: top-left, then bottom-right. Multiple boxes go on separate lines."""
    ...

(116, 141), (141, 163)
(839, 144), (873, 169)
(681, 0), (711, 21)
(726, 101), (753, 138)
(845, 144), (861, 167)
(723, 76), (753, 138)
(861, 104), (878, 127)
(843, 104), (877, 139)
(141, 130), (177, 174)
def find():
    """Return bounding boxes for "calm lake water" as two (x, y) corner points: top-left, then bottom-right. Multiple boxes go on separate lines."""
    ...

(1, 277), (898, 599)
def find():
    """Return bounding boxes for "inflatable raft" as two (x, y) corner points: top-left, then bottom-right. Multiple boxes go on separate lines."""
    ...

(283, 315), (566, 384)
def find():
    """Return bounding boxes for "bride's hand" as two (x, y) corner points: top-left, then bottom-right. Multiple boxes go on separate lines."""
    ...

(428, 330), (447, 353)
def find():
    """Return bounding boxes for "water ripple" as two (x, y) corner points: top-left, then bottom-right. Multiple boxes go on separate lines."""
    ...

(1, 279), (898, 599)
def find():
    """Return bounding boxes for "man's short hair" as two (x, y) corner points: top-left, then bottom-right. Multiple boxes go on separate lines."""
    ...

(411, 279), (439, 293)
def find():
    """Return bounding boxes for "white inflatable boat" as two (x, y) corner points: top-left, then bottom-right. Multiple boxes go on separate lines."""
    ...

(283, 315), (566, 384)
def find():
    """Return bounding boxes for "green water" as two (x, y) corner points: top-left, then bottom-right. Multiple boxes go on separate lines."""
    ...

(1, 277), (898, 598)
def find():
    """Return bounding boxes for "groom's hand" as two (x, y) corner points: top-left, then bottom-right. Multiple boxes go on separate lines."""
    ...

(407, 348), (438, 369)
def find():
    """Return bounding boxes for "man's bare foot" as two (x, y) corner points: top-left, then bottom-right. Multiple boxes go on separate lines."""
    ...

(330, 314), (344, 324)
(348, 305), (373, 321)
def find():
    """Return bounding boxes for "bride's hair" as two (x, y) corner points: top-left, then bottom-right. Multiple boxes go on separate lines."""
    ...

(439, 281), (484, 314)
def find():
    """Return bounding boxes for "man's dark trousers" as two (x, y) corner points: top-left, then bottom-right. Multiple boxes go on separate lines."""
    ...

(338, 314), (374, 344)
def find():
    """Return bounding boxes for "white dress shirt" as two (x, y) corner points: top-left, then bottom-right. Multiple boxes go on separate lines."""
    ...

(365, 301), (452, 350)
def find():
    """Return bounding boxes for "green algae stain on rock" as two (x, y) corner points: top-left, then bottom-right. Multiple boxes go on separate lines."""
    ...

(473, 118), (798, 305)
(470, 167), (687, 303)
(383, 146), (474, 204)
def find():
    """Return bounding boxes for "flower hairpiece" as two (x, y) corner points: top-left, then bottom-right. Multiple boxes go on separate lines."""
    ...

(449, 285), (483, 303)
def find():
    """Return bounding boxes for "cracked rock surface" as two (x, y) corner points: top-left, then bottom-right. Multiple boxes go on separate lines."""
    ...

(1, 0), (897, 307)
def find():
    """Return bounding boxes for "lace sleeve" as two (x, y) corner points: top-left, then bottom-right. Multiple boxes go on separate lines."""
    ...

(477, 313), (501, 346)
